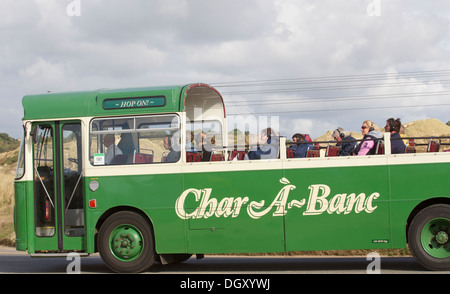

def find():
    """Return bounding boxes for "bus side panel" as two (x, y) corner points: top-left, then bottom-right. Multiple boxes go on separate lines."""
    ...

(186, 212), (284, 253)
(14, 181), (29, 251)
(284, 165), (391, 251)
(182, 169), (285, 253)
(85, 173), (186, 254)
(149, 208), (188, 254)
(388, 162), (450, 249)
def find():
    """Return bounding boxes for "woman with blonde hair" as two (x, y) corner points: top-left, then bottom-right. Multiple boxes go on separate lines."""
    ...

(353, 120), (382, 155)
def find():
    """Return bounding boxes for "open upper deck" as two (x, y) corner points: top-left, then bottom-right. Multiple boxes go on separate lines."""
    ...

(21, 83), (225, 121)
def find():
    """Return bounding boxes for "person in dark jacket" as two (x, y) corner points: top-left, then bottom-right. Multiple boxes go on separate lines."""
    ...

(332, 128), (356, 156)
(163, 135), (180, 163)
(248, 128), (279, 160)
(289, 133), (312, 158)
(385, 118), (405, 154)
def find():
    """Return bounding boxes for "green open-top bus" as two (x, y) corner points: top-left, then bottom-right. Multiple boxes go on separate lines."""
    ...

(14, 83), (449, 272)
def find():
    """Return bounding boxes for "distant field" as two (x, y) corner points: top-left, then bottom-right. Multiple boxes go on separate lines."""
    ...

(0, 165), (15, 246)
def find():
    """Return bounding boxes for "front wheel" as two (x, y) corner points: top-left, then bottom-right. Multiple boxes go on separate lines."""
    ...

(408, 204), (450, 271)
(98, 211), (155, 273)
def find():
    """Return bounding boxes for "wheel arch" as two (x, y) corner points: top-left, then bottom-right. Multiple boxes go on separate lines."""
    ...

(94, 206), (155, 251)
(406, 197), (450, 242)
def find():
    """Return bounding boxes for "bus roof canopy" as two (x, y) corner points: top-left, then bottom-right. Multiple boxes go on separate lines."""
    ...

(22, 83), (225, 120)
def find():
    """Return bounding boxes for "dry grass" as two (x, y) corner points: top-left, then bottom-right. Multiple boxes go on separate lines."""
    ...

(218, 248), (411, 257)
(0, 165), (15, 215)
(0, 165), (15, 246)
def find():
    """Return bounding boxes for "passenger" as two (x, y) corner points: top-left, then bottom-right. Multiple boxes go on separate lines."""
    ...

(195, 132), (205, 151)
(248, 128), (278, 160)
(186, 131), (197, 152)
(163, 135), (180, 163)
(290, 133), (311, 158)
(353, 120), (383, 156)
(103, 134), (123, 164)
(331, 128), (356, 156)
(197, 132), (216, 161)
(288, 133), (300, 154)
(117, 133), (135, 155)
(385, 118), (406, 154)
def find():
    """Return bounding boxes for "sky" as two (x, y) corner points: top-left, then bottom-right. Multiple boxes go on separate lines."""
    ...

(1, 0), (450, 140)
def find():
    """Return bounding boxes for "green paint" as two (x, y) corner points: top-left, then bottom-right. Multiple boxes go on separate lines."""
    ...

(14, 83), (450, 272)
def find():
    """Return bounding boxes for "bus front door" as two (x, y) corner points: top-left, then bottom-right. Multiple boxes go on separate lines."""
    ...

(32, 121), (85, 252)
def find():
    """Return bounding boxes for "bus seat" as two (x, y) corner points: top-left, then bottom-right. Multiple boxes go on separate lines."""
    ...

(286, 148), (295, 158)
(133, 149), (154, 164)
(375, 141), (384, 155)
(134, 153), (154, 163)
(306, 143), (320, 158)
(229, 150), (247, 161)
(405, 139), (416, 153)
(210, 154), (224, 161)
(325, 144), (340, 157)
(427, 140), (440, 152)
(187, 152), (202, 162)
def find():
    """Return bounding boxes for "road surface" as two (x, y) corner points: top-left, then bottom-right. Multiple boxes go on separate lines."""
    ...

(0, 246), (447, 274)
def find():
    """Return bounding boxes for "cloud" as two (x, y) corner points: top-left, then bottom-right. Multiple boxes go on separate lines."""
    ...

(1, 0), (450, 139)
(70, 42), (168, 79)
(19, 57), (69, 92)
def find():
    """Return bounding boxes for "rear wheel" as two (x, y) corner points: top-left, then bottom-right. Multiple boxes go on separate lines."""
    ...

(98, 211), (155, 273)
(408, 204), (450, 271)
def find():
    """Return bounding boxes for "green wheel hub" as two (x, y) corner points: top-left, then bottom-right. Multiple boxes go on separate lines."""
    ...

(420, 217), (450, 259)
(109, 224), (144, 262)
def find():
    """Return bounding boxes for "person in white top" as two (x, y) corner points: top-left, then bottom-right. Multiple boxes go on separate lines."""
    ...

(103, 134), (123, 164)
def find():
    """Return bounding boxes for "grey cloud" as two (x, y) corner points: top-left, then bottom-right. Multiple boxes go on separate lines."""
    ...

(1, 0), (450, 139)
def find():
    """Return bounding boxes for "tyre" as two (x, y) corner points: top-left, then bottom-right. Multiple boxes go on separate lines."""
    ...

(98, 211), (155, 273)
(408, 204), (450, 271)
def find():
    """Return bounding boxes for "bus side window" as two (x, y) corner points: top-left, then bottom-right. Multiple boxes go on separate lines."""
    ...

(186, 120), (223, 162)
(90, 114), (180, 166)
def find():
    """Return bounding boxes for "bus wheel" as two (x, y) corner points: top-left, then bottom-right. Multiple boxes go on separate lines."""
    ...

(408, 204), (450, 271)
(98, 211), (155, 273)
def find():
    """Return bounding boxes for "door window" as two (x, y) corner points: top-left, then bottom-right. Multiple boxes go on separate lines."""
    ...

(62, 123), (84, 237)
(33, 125), (55, 237)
